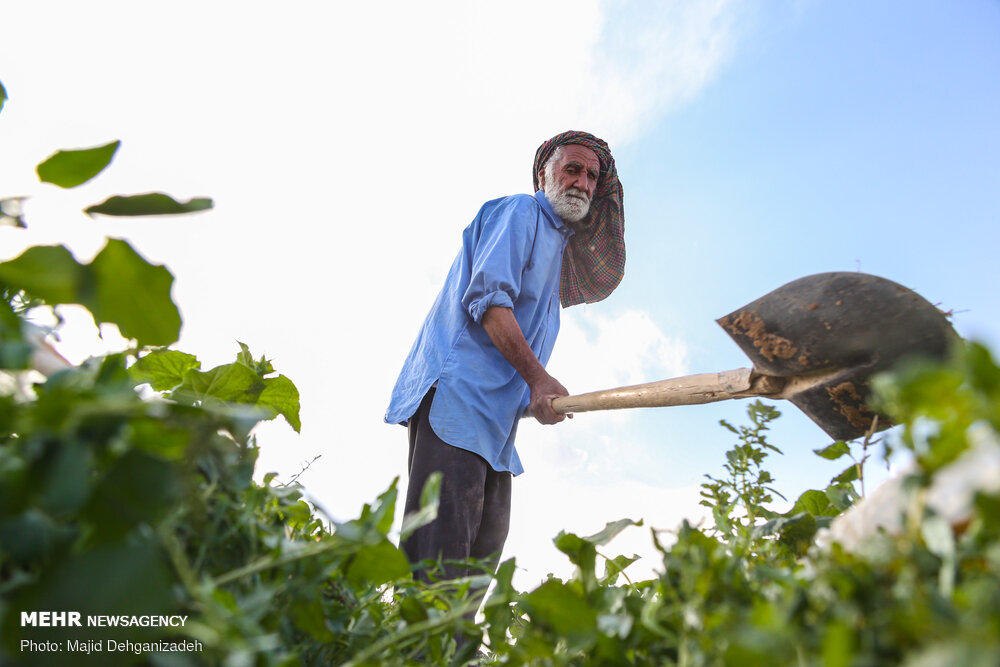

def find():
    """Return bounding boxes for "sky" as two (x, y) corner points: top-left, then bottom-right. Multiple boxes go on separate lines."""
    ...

(2, 0), (999, 588)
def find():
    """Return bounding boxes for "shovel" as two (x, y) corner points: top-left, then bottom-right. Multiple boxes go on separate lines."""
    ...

(547, 272), (958, 441)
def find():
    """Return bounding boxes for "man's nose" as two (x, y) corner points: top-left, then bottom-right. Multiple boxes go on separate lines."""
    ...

(571, 174), (594, 199)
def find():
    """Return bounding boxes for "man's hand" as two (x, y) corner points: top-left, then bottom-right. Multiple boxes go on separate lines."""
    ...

(481, 306), (570, 425)
(527, 371), (570, 425)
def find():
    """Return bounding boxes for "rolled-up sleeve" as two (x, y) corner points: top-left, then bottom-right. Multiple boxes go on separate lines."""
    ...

(462, 197), (537, 323)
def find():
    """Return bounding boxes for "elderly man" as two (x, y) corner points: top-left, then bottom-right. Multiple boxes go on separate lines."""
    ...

(385, 130), (626, 586)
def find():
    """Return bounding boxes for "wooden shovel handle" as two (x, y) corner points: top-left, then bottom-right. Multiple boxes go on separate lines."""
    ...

(545, 368), (783, 416)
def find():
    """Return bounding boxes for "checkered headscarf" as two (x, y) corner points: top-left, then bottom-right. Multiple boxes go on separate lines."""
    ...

(533, 131), (626, 307)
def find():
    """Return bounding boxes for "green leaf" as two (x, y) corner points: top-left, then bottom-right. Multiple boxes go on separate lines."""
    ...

(89, 239), (182, 346)
(0, 245), (85, 304)
(789, 489), (841, 518)
(129, 349), (201, 391)
(85, 192), (213, 217)
(582, 518), (642, 547)
(258, 375), (301, 432)
(36, 140), (120, 188)
(0, 80), (7, 114)
(777, 513), (819, 555)
(520, 579), (598, 647)
(177, 362), (260, 404)
(400, 472), (440, 541)
(0, 241), (181, 347)
(825, 482), (859, 512)
(371, 479), (399, 535)
(599, 553), (640, 586)
(398, 597), (429, 624)
(346, 539), (410, 586)
(813, 441), (851, 461)
(831, 463), (860, 485)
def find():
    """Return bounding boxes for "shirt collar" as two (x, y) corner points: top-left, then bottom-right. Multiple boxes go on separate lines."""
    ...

(534, 190), (574, 235)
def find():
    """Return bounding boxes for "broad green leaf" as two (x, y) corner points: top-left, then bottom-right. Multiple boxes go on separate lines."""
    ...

(831, 463), (860, 485)
(398, 597), (428, 624)
(555, 531), (589, 561)
(790, 489), (841, 517)
(825, 482), (858, 511)
(258, 375), (301, 432)
(178, 362), (260, 404)
(346, 539), (410, 586)
(85, 192), (213, 217)
(813, 441), (851, 461)
(0, 241), (181, 347)
(89, 239), (181, 346)
(777, 513), (819, 555)
(36, 140), (120, 188)
(129, 349), (201, 391)
(291, 598), (336, 642)
(0, 245), (85, 304)
(127, 417), (190, 460)
(0, 80), (6, 114)
(520, 579), (598, 646)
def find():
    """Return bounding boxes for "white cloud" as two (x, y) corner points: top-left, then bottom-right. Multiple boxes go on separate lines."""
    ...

(549, 306), (689, 394)
(584, 0), (747, 143)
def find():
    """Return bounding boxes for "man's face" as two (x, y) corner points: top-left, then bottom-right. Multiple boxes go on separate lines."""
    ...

(538, 144), (600, 224)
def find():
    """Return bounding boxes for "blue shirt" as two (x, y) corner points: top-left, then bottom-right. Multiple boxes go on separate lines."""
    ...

(385, 190), (572, 475)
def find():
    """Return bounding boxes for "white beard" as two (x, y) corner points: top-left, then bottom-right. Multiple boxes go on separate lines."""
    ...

(545, 183), (591, 223)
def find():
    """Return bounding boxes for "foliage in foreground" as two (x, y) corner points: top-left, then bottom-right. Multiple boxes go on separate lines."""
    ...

(483, 343), (1000, 665)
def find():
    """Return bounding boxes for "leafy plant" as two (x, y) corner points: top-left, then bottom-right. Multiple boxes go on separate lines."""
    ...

(700, 400), (785, 548)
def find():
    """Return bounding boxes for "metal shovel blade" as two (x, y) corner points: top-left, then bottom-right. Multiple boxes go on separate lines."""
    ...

(716, 271), (958, 440)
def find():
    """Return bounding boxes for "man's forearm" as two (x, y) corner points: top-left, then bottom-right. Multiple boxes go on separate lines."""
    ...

(480, 306), (567, 424)
(480, 306), (547, 385)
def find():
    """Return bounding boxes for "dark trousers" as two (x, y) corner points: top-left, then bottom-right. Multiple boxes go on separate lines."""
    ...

(401, 390), (512, 585)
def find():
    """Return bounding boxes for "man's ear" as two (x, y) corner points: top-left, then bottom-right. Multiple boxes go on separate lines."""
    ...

(537, 170), (546, 191)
